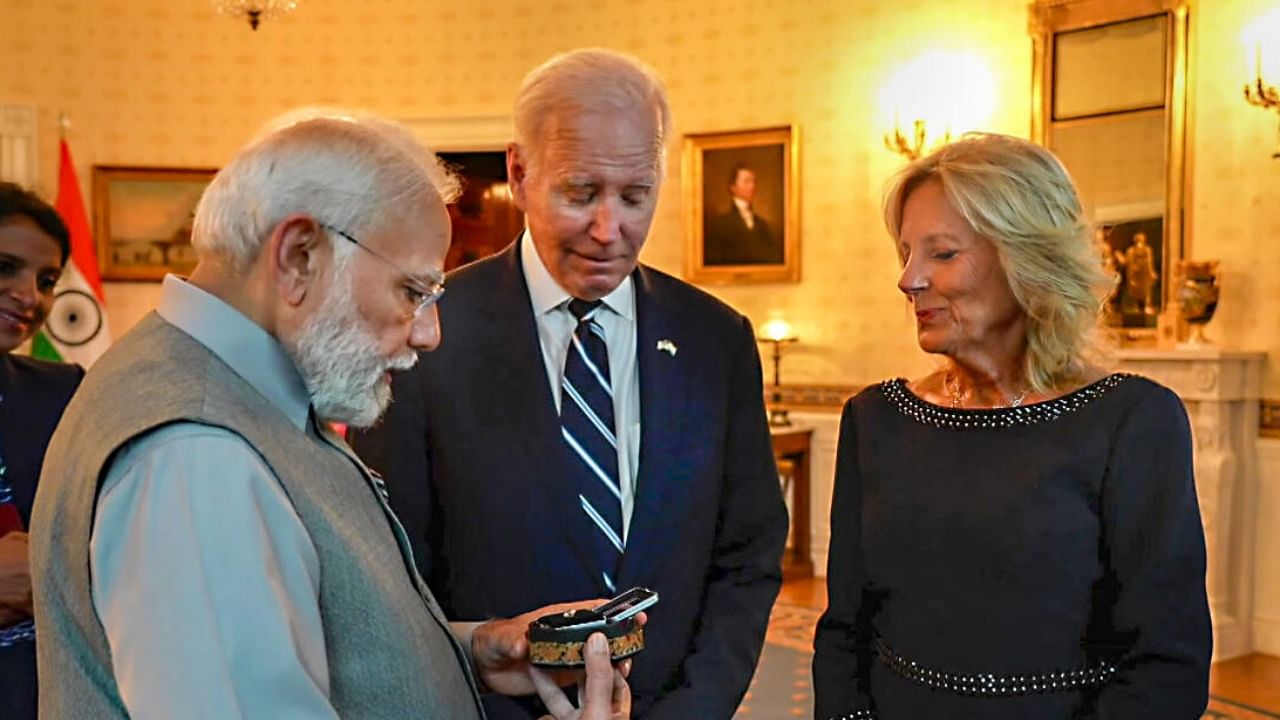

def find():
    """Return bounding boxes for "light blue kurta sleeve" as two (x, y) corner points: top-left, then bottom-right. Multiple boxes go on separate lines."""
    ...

(90, 423), (340, 720)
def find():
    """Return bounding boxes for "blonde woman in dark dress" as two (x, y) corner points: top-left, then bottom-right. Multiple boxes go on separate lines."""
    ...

(813, 134), (1210, 719)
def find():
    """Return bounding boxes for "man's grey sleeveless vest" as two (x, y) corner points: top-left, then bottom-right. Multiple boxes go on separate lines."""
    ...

(31, 313), (485, 719)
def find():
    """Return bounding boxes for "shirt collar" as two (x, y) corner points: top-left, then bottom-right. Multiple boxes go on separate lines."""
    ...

(156, 275), (312, 431)
(733, 196), (752, 213)
(519, 229), (634, 321)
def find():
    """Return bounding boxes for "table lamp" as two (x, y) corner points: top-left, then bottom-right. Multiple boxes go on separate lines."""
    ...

(758, 318), (797, 427)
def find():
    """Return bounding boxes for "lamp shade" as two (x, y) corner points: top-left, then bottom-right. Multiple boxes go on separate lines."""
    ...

(760, 318), (794, 342)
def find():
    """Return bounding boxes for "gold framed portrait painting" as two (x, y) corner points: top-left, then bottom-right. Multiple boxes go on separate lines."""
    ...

(683, 126), (799, 284)
(92, 166), (217, 281)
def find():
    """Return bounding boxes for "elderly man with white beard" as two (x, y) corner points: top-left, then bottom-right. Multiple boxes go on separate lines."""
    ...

(29, 113), (632, 720)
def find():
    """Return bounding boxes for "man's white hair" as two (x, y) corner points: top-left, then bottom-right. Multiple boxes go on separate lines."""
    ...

(192, 109), (460, 271)
(513, 48), (672, 177)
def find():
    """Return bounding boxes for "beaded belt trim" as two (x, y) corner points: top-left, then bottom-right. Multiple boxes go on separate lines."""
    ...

(874, 637), (1116, 697)
(827, 711), (877, 719)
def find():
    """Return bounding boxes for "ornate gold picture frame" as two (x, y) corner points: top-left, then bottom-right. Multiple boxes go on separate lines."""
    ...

(683, 126), (800, 284)
(92, 165), (217, 281)
(1031, 0), (1190, 344)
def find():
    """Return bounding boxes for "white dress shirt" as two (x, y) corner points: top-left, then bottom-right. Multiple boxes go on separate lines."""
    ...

(520, 231), (642, 541)
(733, 196), (756, 229)
(90, 276), (341, 719)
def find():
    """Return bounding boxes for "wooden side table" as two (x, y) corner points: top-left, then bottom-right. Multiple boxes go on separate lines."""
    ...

(770, 425), (814, 578)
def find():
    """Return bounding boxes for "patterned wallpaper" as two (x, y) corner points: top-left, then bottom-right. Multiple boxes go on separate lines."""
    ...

(1188, 0), (1280, 394)
(2, 0), (1275, 393)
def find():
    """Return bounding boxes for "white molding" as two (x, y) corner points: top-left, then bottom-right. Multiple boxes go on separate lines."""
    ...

(1252, 438), (1280, 657)
(812, 547), (830, 579)
(1113, 348), (1266, 400)
(789, 409), (840, 578)
(1214, 615), (1250, 662)
(0, 103), (38, 188)
(1095, 199), (1166, 223)
(399, 115), (511, 152)
(1254, 612), (1280, 657)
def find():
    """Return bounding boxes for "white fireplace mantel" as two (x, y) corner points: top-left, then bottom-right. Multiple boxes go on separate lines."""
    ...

(1114, 347), (1266, 661)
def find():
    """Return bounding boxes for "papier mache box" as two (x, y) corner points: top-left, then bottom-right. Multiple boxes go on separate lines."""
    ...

(527, 588), (658, 668)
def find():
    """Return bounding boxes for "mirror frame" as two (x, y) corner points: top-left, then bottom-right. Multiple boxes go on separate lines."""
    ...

(1030, 0), (1191, 344)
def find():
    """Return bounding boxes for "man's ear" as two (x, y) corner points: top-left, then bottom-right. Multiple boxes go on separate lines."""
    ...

(271, 215), (326, 307)
(506, 142), (530, 212)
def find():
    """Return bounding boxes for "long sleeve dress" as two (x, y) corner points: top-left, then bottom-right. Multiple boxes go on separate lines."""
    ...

(813, 374), (1211, 720)
(0, 353), (84, 720)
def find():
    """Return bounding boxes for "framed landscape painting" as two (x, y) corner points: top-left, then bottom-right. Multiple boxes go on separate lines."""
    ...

(92, 166), (217, 281)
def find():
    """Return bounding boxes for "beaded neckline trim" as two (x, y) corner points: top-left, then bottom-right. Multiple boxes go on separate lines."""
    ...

(882, 373), (1130, 429)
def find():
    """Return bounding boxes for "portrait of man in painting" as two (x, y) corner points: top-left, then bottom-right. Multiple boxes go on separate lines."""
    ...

(701, 143), (786, 267)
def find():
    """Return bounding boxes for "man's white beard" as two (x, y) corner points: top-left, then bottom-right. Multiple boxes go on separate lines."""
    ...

(287, 269), (418, 428)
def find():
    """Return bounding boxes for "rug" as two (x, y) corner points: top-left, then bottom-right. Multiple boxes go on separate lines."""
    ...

(736, 603), (1280, 719)
(736, 641), (814, 718)
(735, 602), (819, 718)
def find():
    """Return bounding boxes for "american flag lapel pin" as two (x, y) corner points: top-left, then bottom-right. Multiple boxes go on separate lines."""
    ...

(656, 339), (678, 357)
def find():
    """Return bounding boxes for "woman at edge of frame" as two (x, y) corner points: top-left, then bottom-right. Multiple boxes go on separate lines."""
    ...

(0, 181), (86, 720)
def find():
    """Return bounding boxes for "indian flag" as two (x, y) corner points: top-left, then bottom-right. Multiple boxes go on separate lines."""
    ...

(30, 140), (111, 366)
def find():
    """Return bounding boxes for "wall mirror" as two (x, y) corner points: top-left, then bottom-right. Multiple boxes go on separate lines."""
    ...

(1031, 0), (1190, 343)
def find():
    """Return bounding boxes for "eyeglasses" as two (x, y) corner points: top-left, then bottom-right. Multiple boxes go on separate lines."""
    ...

(321, 223), (445, 317)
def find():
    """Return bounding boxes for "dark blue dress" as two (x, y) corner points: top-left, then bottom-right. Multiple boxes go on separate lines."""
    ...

(813, 374), (1211, 719)
(0, 353), (83, 720)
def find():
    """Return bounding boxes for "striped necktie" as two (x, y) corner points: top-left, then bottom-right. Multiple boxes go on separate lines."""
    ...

(561, 298), (624, 593)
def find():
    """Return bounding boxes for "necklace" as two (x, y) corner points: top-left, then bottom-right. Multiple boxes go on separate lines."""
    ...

(944, 372), (1029, 408)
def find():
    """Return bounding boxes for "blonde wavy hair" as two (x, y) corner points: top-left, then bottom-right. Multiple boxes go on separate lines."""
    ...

(882, 133), (1112, 393)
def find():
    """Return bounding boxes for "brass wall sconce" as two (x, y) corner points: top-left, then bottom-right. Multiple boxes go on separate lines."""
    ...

(884, 119), (951, 162)
(213, 0), (299, 30)
(758, 319), (798, 427)
(1244, 45), (1280, 159)
(878, 51), (993, 163)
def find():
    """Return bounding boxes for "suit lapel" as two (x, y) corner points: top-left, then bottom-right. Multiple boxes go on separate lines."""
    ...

(480, 243), (608, 588)
(617, 267), (693, 585)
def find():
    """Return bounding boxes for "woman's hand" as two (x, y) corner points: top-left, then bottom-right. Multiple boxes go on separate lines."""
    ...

(0, 531), (33, 625)
(534, 632), (631, 720)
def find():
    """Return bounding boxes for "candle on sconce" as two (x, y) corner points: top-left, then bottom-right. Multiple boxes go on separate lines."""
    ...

(878, 50), (996, 161)
(1242, 7), (1280, 159)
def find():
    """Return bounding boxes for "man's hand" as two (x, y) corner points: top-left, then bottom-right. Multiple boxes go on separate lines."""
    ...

(465, 598), (641, 700)
(534, 632), (630, 720)
(469, 599), (603, 696)
(0, 531), (33, 625)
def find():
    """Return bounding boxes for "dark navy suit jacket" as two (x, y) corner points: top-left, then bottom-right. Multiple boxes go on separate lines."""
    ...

(352, 242), (787, 718)
(704, 207), (782, 266)
(0, 353), (84, 720)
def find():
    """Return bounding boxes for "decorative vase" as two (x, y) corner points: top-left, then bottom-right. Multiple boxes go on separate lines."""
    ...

(1176, 260), (1220, 346)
